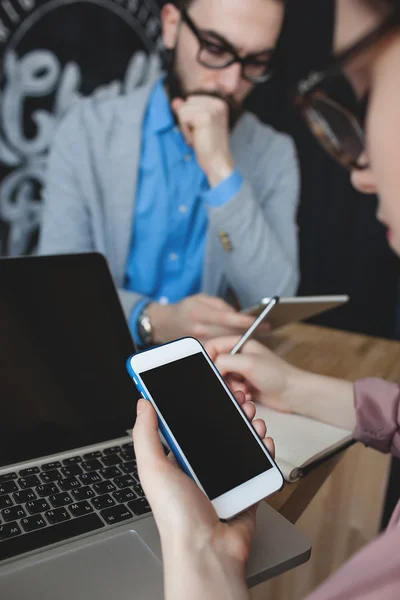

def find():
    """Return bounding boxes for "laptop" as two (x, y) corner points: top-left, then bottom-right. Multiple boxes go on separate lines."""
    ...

(0, 253), (311, 598)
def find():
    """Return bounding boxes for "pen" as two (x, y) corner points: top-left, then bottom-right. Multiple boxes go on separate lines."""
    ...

(230, 296), (279, 355)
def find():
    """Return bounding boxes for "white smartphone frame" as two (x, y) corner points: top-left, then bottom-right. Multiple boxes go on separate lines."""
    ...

(128, 337), (284, 520)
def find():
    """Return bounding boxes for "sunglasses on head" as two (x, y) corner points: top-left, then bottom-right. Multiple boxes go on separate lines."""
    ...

(295, 11), (400, 170)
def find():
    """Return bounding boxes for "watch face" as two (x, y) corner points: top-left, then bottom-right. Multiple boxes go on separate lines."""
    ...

(139, 312), (153, 346)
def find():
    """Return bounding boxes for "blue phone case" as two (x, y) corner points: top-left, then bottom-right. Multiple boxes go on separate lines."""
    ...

(126, 356), (194, 479)
(127, 340), (285, 495)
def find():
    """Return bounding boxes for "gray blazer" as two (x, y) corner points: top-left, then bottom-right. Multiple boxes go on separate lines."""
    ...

(39, 77), (300, 318)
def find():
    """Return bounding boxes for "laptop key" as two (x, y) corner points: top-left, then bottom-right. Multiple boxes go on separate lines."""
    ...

(26, 499), (50, 515)
(81, 459), (103, 472)
(119, 460), (136, 474)
(18, 475), (41, 489)
(114, 475), (135, 489)
(45, 508), (70, 524)
(19, 467), (40, 476)
(13, 489), (37, 503)
(0, 473), (17, 484)
(72, 486), (95, 501)
(113, 489), (137, 504)
(100, 504), (132, 525)
(92, 481), (116, 495)
(0, 522), (21, 541)
(0, 514), (104, 562)
(120, 450), (135, 461)
(36, 483), (59, 497)
(59, 477), (81, 491)
(60, 464), (83, 477)
(0, 495), (13, 509)
(49, 493), (73, 508)
(21, 515), (46, 533)
(103, 446), (121, 455)
(41, 461), (62, 471)
(121, 442), (134, 451)
(1, 505), (26, 522)
(101, 454), (122, 467)
(132, 484), (145, 498)
(69, 501), (94, 517)
(62, 456), (82, 465)
(79, 472), (102, 485)
(83, 451), (102, 460)
(127, 498), (151, 516)
(0, 481), (18, 495)
(91, 494), (115, 511)
(99, 466), (121, 479)
(40, 469), (62, 483)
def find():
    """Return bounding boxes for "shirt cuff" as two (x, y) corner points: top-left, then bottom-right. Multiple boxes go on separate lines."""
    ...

(201, 170), (244, 208)
(129, 298), (152, 347)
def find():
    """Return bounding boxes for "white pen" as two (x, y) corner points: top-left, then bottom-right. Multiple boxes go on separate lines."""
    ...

(230, 296), (279, 355)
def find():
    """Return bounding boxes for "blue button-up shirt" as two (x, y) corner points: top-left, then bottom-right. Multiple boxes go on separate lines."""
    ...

(124, 79), (243, 343)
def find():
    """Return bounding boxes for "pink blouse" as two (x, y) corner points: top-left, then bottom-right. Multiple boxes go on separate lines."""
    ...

(306, 378), (400, 600)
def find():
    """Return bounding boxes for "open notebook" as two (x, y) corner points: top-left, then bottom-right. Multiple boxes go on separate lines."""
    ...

(255, 404), (353, 482)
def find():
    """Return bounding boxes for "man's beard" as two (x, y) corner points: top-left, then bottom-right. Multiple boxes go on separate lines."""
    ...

(165, 50), (244, 131)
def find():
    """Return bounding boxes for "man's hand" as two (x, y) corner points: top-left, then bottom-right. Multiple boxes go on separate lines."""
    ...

(171, 95), (234, 187)
(147, 293), (262, 344)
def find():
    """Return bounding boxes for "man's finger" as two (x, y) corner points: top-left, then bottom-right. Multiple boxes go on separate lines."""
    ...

(171, 97), (185, 113)
(197, 294), (235, 312)
(218, 311), (255, 330)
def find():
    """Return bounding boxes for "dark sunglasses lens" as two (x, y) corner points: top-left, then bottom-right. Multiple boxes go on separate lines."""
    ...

(304, 97), (365, 167)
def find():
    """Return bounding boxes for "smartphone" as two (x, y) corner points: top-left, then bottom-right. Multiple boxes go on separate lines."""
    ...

(127, 337), (283, 520)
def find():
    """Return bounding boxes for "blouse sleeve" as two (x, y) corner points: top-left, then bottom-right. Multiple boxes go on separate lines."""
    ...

(353, 378), (400, 457)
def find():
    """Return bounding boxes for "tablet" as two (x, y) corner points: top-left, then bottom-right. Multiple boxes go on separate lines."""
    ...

(243, 295), (349, 330)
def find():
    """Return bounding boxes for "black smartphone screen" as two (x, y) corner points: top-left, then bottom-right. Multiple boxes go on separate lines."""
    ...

(140, 352), (272, 500)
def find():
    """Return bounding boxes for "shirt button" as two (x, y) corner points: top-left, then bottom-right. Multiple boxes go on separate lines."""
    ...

(159, 296), (169, 305)
(169, 253), (179, 262)
(179, 205), (188, 214)
(184, 154), (192, 162)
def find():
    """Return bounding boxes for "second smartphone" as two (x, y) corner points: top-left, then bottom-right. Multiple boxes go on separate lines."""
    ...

(127, 337), (283, 520)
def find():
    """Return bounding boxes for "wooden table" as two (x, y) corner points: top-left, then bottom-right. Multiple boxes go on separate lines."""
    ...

(251, 322), (400, 600)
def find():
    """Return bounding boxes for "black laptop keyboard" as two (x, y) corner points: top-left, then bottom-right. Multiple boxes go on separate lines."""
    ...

(0, 443), (151, 562)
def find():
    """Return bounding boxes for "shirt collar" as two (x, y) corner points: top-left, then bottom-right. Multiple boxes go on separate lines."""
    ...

(148, 79), (175, 134)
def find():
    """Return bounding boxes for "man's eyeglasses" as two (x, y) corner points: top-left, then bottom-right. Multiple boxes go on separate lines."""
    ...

(181, 9), (274, 84)
(295, 11), (400, 170)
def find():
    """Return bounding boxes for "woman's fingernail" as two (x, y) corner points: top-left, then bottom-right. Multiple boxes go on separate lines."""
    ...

(137, 398), (147, 415)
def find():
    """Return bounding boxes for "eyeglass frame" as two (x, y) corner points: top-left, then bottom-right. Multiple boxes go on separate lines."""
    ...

(294, 10), (400, 170)
(180, 8), (275, 84)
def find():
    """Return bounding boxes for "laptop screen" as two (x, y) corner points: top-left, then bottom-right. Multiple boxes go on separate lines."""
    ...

(0, 253), (139, 469)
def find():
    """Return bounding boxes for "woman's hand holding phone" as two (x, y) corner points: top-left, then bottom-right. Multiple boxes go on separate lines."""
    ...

(133, 390), (274, 600)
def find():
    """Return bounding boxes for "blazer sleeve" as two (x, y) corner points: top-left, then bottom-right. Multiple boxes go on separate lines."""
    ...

(206, 133), (300, 308)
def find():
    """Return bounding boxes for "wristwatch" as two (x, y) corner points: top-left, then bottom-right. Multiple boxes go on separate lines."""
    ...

(137, 306), (153, 348)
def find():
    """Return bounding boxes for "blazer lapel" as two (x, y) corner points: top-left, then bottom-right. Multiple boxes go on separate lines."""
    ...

(105, 80), (157, 286)
(202, 115), (249, 298)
